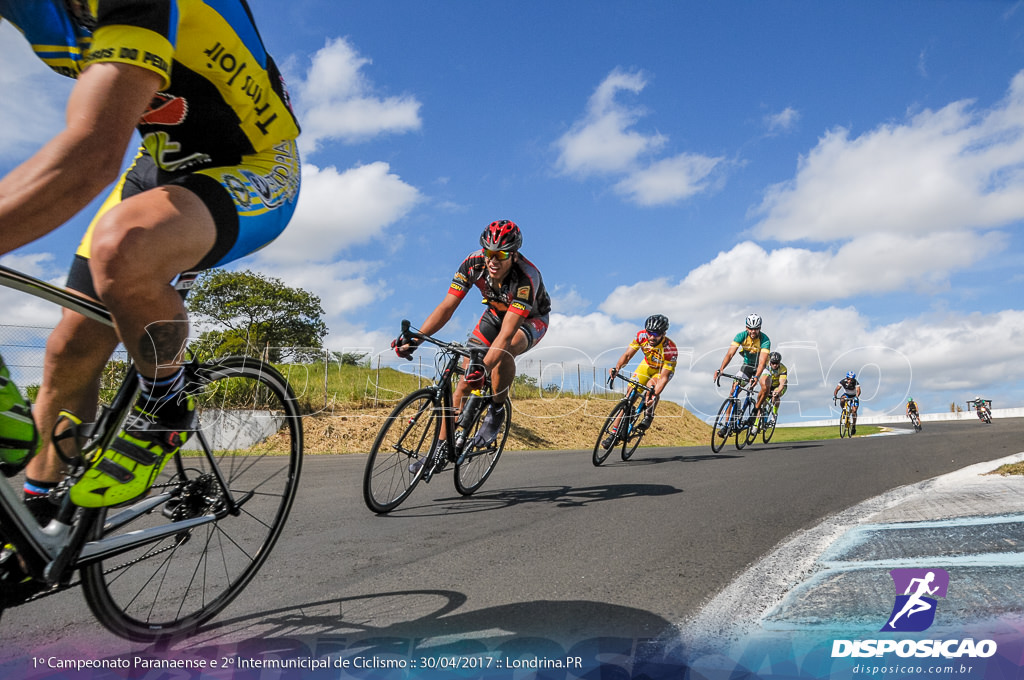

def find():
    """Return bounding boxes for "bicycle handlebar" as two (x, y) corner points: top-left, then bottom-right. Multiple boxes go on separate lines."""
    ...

(716, 372), (756, 391)
(608, 371), (655, 394)
(399, 320), (483, 360)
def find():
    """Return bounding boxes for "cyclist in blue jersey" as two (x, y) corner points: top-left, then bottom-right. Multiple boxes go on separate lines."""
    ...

(0, 1), (301, 520)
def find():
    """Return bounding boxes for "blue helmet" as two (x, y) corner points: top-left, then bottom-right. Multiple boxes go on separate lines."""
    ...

(846, 371), (856, 380)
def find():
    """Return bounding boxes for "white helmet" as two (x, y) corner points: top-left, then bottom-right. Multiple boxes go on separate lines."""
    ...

(745, 313), (762, 330)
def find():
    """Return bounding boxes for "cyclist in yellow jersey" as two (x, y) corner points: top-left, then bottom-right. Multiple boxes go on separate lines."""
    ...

(765, 351), (788, 415)
(602, 314), (677, 448)
(0, 1), (301, 519)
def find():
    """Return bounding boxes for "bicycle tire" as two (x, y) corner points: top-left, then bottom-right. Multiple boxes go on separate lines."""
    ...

(621, 400), (646, 461)
(363, 388), (438, 513)
(81, 356), (303, 642)
(761, 409), (777, 443)
(593, 401), (627, 466)
(710, 399), (732, 453)
(839, 409), (850, 438)
(735, 399), (753, 450)
(454, 396), (509, 495)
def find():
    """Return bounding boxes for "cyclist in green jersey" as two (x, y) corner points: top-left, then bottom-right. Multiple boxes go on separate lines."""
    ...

(714, 313), (772, 426)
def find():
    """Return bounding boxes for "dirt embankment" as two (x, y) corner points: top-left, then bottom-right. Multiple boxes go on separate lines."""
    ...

(299, 398), (711, 454)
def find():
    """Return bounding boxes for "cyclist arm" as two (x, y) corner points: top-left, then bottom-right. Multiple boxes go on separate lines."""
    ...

(611, 346), (639, 377)
(715, 345), (739, 380)
(0, 62), (162, 255)
(754, 349), (769, 381)
(652, 368), (673, 397)
(415, 292), (461, 338)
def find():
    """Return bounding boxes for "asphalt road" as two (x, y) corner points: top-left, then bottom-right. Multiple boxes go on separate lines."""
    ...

(3, 418), (1022, 667)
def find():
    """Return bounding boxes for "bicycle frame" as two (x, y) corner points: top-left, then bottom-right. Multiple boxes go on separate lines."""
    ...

(398, 320), (487, 467)
(0, 265), (225, 589)
(718, 372), (756, 430)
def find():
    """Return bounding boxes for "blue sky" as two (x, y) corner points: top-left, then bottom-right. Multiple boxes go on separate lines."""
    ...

(2, 1), (1024, 423)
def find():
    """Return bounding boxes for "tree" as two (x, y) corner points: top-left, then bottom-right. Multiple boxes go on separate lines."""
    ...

(187, 269), (328, 362)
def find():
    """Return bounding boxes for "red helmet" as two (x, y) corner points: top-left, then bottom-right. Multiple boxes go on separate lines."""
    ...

(480, 220), (522, 252)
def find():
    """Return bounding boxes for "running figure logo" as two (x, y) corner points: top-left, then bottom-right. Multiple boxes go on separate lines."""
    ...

(882, 568), (950, 632)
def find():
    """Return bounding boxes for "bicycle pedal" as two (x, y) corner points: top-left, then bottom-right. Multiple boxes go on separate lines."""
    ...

(52, 410), (96, 469)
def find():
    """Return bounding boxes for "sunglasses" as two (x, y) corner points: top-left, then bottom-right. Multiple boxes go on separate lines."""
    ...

(483, 249), (512, 261)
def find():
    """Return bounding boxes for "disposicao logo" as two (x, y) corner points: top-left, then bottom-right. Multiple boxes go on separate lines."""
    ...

(831, 567), (998, 659)
(883, 568), (949, 632)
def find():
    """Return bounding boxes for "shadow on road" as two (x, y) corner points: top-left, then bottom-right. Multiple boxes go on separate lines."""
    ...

(374, 482), (684, 515)
(150, 590), (677, 663)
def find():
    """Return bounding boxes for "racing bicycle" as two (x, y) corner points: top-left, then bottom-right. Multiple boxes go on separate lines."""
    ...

(0, 264), (303, 641)
(592, 371), (656, 466)
(754, 399), (779, 444)
(908, 410), (922, 432)
(835, 396), (856, 438)
(362, 321), (510, 513)
(711, 372), (759, 452)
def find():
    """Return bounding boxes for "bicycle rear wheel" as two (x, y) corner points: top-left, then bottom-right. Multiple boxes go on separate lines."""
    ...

(364, 388), (438, 513)
(710, 399), (732, 453)
(82, 356), (303, 642)
(621, 401), (646, 461)
(593, 401), (626, 466)
(454, 396), (509, 495)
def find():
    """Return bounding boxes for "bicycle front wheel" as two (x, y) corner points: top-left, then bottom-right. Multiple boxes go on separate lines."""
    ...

(593, 401), (626, 466)
(621, 402), (645, 461)
(761, 409), (777, 443)
(710, 399), (732, 453)
(364, 388), (439, 513)
(454, 396), (509, 495)
(82, 356), (303, 642)
(839, 410), (850, 438)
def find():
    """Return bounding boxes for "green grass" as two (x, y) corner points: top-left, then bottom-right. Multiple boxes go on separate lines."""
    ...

(764, 425), (884, 442)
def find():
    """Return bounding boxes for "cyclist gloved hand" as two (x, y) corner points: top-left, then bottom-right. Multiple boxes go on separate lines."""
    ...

(464, 363), (486, 389)
(607, 369), (617, 389)
(391, 335), (420, 360)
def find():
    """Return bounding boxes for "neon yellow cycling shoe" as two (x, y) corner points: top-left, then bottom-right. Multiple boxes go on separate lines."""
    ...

(70, 398), (195, 508)
(0, 355), (37, 477)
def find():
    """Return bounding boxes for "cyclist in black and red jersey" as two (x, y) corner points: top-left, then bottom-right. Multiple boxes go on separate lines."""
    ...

(0, 1), (300, 519)
(393, 220), (550, 466)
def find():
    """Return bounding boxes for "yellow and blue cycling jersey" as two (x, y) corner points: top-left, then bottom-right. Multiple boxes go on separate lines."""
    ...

(731, 330), (771, 366)
(1, 0), (302, 290)
(0, 0), (300, 169)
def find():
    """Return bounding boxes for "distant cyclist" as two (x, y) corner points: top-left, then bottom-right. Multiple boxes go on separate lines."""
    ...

(603, 314), (678, 448)
(393, 220), (550, 469)
(833, 372), (862, 435)
(764, 352), (788, 416)
(969, 397), (991, 422)
(906, 397), (919, 421)
(714, 313), (772, 426)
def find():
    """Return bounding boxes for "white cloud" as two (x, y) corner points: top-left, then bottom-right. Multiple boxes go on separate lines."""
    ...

(752, 71), (1024, 242)
(554, 68), (725, 206)
(261, 161), (421, 265)
(613, 152), (723, 206)
(554, 69), (665, 176)
(0, 22), (73, 161)
(765, 106), (800, 134)
(293, 37), (422, 155)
